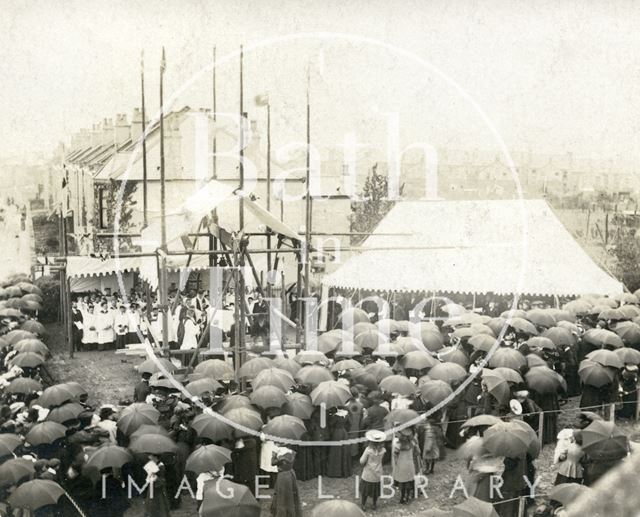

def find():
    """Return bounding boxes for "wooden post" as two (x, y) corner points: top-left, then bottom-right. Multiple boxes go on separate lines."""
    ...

(537, 411), (544, 440)
(517, 496), (526, 517)
(609, 402), (616, 422)
(634, 387), (640, 421)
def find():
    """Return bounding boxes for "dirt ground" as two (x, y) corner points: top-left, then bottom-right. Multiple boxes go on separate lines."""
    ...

(44, 322), (635, 516)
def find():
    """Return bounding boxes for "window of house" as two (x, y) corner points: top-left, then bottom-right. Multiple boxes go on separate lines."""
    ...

(98, 187), (108, 229)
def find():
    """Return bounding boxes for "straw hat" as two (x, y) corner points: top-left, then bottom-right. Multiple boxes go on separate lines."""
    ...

(365, 430), (387, 443)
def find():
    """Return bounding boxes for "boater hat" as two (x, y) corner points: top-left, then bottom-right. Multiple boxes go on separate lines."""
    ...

(365, 430), (387, 442)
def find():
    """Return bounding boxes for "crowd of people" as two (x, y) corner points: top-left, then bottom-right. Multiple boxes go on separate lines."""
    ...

(1, 273), (639, 516)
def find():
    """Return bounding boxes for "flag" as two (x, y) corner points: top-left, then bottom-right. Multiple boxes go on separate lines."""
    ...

(255, 93), (269, 106)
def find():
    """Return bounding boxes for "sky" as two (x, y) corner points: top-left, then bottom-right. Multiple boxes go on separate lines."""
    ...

(2, 0), (640, 169)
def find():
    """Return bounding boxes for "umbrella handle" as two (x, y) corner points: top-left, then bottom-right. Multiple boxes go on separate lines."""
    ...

(64, 491), (87, 517)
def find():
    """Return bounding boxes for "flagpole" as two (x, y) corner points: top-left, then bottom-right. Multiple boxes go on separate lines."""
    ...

(159, 47), (169, 350)
(303, 66), (312, 304)
(141, 50), (148, 227)
(266, 100), (272, 296)
(210, 45), (218, 267)
(235, 45), (246, 381)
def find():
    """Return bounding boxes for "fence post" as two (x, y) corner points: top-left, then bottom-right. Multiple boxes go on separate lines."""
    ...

(609, 403), (616, 422)
(517, 496), (526, 517)
(635, 388), (640, 421)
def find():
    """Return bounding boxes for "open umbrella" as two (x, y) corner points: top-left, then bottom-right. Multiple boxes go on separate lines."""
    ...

(593, 297), (618, 308)
(271, 356), (302, 375)
(563, 299), (593, 316)
(526, 354), (548, 368)
(349, 369), (379, 391)
(392, 336), (424, 355)
(7, 376), (42, 394)
(427, 362), (467, 384)
(10, 352), (44, 368)
(486, 317), (507, 336)
(461, 414), (502, 429)
(546, 309), (576, 323)
(581, 420), (628, 460)
(117, 403), (160, 435)
(224, 408), (264, 436)
(491, 367), (524, 384)
(586, 349), (624, 369)
(437, 346), (469, 368)
(0, 458), (35, 487)
(0, 307), (21, 319)
(200, 478), (261, 517)
(20, 320), (45, 335)
(525, 309), (556, 328)
(584, 328), (624, 349)
(249, 385), (287, 409)
(354, 329), (388, 351)
(137, 357), (176, 375)
(129, 425), (170, 440)
(311, 500), (366, 517)
(22, 300), (42, 312)
(481, 370), (511, 405)
(614, 321), (640, 347)
(363, 362), (394, 382)
(376, 318), (401, 336)
(46, 402), (84, 424)
(615, 292), (639, 305)
(353, 321), (378, 335)
(185, 444), (232, 474)
(331, 359), (362, 372)
(599, 308), (627, 322)
(385, 408), (419, 427)
(500, 309), (527, 319)
(220, 395), (253, 413)
(419, 379), (454, 405)
(238, 357), (273, 379)
(194, 359), (235, 380)
(401, 350), (438, 370)
(310, 380), (351, 408)
(469, 323), (496, 337)
(283, 392), (314, 420)
(185, 378), (223, 396)
(25, 422), (67, 446)
(419, 329), (445, 352)
(469, 334), (499, 353)
(453, 496), (499, 517)
(619, 305), (640, 319)
(14, 339), (49, 356)
(525, 337), (556, 351)
(446, 312), (483, 327)
(37, 384), (76, 408)
(615, 347), (640, 365)
(86, 445), (133, 471)
(379, 375), (417, 396)
(191, 413), (234, 442)
(17, 282), (41, 295)
(339, 307), (370, 328)
(487, 347), (526, 370)
(511, 419), (541, 458)
(8, 479), (65, 512)
(542, 327), (576, 347)
(548, 483), (590, 507)
(317, 332), (342, 354)
(506, 317), (538, 335)
(525, 366), (563, 394)
(578, 360), (615, 387)
(294, 350), (329, 366)
(0, 337), (9, 349)
(129, 434), (178, 454)
(0, 434), (23, 456)
(5, 330), (35, 344)
(483, 421), (531, 458)
(22, 293), (43, 303)
(253, 368), (295, 391)
(296, 365), (333, 387)
(263, 415), (306, 441)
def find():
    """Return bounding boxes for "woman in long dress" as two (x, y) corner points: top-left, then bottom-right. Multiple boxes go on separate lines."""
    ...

(392, 428), (420, 505)
(143, 454), (171, 517)
(271, 449), (302, 517)
(326, 409), (352, 478)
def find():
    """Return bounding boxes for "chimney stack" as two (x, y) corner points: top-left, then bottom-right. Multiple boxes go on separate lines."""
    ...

(114, 113), (130, 147)
(131, 108), (143, 142)
(90, 123), (102, 147)
(102, 118), (114, 146)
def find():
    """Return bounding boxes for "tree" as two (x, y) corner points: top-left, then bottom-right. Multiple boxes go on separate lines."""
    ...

(349, 164), (403, 245)
(611, 228), (640, 292)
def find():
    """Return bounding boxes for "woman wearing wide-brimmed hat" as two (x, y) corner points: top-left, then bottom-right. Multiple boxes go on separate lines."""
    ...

(359, 429), (387, 510)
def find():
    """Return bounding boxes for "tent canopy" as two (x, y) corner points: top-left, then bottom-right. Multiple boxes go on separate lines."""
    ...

(322, 199), (623, 297)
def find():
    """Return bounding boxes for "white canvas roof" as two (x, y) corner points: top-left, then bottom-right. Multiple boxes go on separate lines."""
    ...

(322, 199), (623, 297)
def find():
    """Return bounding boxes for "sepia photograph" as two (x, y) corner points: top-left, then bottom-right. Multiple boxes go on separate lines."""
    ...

(0, 1), (639, 516)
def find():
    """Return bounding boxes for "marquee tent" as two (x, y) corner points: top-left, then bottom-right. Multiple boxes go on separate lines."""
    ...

(322, 199), (623, 297)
